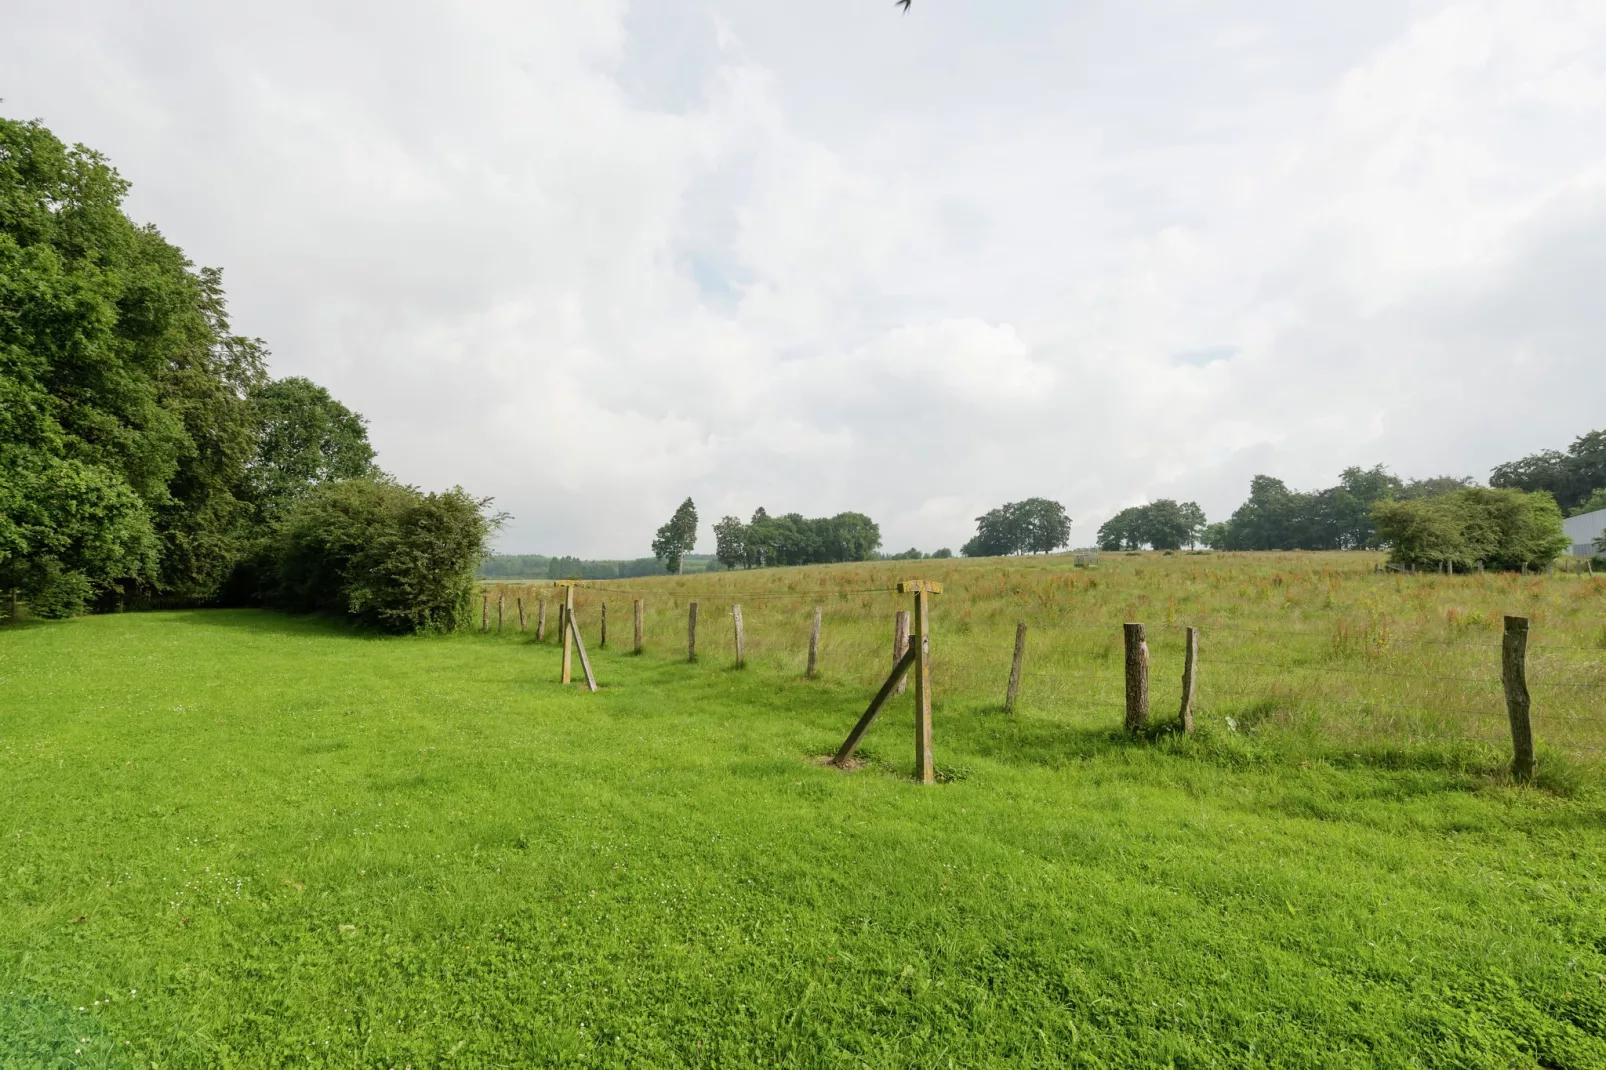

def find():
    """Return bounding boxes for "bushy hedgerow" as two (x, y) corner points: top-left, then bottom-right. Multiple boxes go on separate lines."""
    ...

(1372, 488), (1569, 571)
(267, 479), (498, 633)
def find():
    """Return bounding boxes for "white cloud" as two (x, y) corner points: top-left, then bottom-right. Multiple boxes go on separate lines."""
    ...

(4, 0), (1604, 555)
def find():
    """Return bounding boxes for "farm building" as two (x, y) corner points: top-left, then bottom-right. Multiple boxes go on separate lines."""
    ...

(1564, 507), (1606, 557)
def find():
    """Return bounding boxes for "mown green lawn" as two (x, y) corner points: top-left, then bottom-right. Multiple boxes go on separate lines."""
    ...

(2, 610), (1604, 1068)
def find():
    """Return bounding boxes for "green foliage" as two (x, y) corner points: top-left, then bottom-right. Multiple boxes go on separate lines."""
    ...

(930, 547), (953, 558)
(268, 478), (499, 632)
(245, 376), (377, 525)
(885, 547), (925, 561)
(1372, 488), (1569, 571)
(713, 508), (882, 568)
(651, 498), (699, 574)
(961, 497), (1071, 556)
(1570, 488), (1606, 517)
(1215, 466), (1454, 551)
(1096, 499), (1206, 551)
(1491, 430), (1606, 514)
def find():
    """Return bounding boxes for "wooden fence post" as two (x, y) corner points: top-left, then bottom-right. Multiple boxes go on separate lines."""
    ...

(1503, 615), (1535, 783)
(1004, 621), (1027, 713)
(732, 604), (745, 668)
(537, 598), (548, 642)
(903, 580), (941, 785)
(481, 593), (489, 633)
(687, 602), (698, 663)
(517, 597), (526, 632)
(893, 610), (911, 695)
(570, 611), (599, 693)
(807, 606), (822, 679)
(1124, 623), (1150, 731)
(560, 583), (575, 685)
(1179, 626), (1199, 734)
(600, 601), (607, 648)
(497, 592), (505, 633)
(832, 645), (917, 766)
(633, 599), (644, 654)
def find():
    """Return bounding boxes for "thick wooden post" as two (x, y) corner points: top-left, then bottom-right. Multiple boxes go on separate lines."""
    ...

(1004, 621), (1027, 713)
(497, 592), (504, 633)
(1179, 626), (1199, 734)
(1503, 615), (1535, 783)
(517, 597), (526, 632)
(600, 601), (608, 648)
(537, 598), (548, 642)
(560, 584), (575, 685)
(807, 606), (822, 678)
(732, 604), (745, 668)
(1124, 623), (1150, 731)
(688, 602), (699, 662)
(913, 588), (934, 784)
(633, 599), (644, 653)
(893, 610), (911, 696)
(481, 593), (489, 633)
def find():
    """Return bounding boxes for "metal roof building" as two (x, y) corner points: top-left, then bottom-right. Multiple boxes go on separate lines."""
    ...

(1563, 507), (1606, 557)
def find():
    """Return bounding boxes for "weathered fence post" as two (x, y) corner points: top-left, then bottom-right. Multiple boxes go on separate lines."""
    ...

(1179, 626), (1199, 734)
(497, 592), (505, 633)
(732, 604), (745, 668)
(633, 598), (644, 654)
(1503, 615), (1535, 783)
(903, 580), (941, 785)
(600, 601), (608, 648)
(481, 593), (489, 634)
(517, 597), (527, 632)
(807, 606), (822, 678)
(687, 602), (698, 663)
(1123, 623), (1150, 731)
(537, 598), (548, 642)
(560, 583), (575, 685)
(1004, 621), (1027, 713)
(569, 611), (599, 693)
(893, 610), (911, 696)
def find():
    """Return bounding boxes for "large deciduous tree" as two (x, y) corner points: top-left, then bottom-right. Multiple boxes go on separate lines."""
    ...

(962, 498), (1073, 556)
(1490, 430), (1606, 515)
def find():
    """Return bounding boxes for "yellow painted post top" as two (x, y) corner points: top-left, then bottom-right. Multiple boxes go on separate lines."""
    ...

(897, 580), (944, 594)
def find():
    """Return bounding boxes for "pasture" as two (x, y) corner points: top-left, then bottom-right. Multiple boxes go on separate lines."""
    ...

(2, 551), (1605, 1067)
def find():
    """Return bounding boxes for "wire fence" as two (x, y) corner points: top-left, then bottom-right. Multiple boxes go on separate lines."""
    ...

(471, 573), (1606, 771)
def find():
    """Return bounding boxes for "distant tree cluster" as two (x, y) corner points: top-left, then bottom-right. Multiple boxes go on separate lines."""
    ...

(1373, 488), (1569, 571)
(1491, 431), (1606, 516)
(1205, 467), (1476, 551)
(960, 499), (1072, 557)
(712, 508), (882, 569)
(883, 547), (953, 561)
(1097, 500), (1207, 551)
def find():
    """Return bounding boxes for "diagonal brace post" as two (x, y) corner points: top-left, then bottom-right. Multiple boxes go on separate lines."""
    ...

(832, 644), (918, 766)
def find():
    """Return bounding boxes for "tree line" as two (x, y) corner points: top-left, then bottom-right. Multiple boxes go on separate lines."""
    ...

(1, 116), (496, 627)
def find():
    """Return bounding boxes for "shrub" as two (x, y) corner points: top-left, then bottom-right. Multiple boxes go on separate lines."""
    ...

(268, 479), (498, 633)
(1372, 488), (1569, 571)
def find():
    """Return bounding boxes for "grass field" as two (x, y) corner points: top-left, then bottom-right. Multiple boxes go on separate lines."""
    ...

(3, 552), (1606, 1067)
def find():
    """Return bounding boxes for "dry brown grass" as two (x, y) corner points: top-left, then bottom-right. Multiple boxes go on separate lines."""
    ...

(481, 550), (1606, 767)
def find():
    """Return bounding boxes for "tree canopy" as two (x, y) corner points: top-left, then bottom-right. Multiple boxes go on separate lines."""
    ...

(0, 114), (408, 618)
(1372, 488), (1568, 571)
(713, 508), (881, 569)
(651, 498), (700, 574)
(961, 499), (1072, 557)
(1491, 430), (1606, 515)
(1096, 499), (1206, 551)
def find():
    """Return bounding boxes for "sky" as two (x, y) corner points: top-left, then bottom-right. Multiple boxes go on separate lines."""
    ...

(6, 0), (1605, 557)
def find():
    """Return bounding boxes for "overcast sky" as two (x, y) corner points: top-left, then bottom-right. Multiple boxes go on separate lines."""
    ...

(7, 0), (1605, 556)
